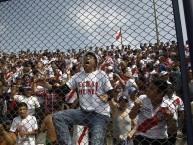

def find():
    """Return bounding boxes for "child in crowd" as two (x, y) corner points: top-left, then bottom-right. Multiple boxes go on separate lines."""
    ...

(10, 102), (38, 145)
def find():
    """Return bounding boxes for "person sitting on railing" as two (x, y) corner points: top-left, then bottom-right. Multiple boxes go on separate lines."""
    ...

(37, 50), (115, 145)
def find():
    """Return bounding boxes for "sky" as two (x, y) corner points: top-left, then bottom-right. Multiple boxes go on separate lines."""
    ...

(0, 0), (187, 53)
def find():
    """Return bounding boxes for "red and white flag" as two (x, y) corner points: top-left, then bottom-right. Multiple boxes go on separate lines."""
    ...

(116, 29), (121, 41)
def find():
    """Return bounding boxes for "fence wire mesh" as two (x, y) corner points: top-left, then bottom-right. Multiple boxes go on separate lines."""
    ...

(0, 0), (189, 145)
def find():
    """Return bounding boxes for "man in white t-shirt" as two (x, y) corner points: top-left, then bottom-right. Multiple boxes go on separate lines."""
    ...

(38, 51), (114, 145)
(129, 80), (177, 145)
(13, 87), (40, 116)
(10, 102), (38, 145)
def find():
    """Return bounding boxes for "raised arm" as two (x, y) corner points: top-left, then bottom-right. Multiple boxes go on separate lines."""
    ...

(37, 80), (71, 96)
(129, 98), (142, 120)
(97, 89), (116, 103)
(113, 73), (125, 86)
(164, 109), (177, 134)
(127, 118), (137, 139)
(108, 97), (118, 117)
(10, 84), (19, 98)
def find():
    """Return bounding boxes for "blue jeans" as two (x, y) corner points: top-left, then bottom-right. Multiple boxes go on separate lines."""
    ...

(52, 109), (110, 145)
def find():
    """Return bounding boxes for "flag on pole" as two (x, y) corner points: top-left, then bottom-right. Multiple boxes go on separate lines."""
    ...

(116, 29), (121, 41)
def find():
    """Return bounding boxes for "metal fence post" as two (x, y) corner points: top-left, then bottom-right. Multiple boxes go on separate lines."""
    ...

(174, 0), (193, 145)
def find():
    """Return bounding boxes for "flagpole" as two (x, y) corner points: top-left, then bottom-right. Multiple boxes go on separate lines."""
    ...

(120, 27), (123, 46)
(153, 0), (160, 45)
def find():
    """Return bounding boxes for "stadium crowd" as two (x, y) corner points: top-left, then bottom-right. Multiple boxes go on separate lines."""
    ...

(0, 40), (191, 145)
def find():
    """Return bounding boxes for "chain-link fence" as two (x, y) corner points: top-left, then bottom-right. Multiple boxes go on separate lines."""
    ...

(0, 0), (191, 145)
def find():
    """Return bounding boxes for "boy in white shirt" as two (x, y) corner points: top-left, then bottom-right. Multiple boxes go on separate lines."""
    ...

(10, 102), (38, 145)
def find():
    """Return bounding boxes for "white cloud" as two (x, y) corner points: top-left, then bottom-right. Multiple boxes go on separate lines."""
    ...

(68, 1), (132, 45)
